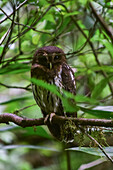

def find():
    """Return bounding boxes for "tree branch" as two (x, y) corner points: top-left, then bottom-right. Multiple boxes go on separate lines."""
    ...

(0, 113), (113, 128)
(0, 113), (44, 127)
(89, 2), (113, 43)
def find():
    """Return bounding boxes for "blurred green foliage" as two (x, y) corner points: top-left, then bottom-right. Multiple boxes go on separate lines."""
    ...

(0, 0), (113, 169)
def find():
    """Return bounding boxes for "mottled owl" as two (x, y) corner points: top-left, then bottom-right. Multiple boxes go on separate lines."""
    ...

(31, 46), (76, 142)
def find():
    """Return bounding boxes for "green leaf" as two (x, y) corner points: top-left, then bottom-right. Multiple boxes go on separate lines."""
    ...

(80, 107), (113, 119)
(57, 17), (70, 34)
(0, 125), (17, 131)
(67, 147), (113, 156)
(31, 78), (62, 98)
(90, 65), (113, 73)
(23, 126), (52, 139)
(44, 14), (55, 24)
(93, 38), (113, 58)
(102, 40), (113, 58)
(91, 75), (113, 99)
(64, 11), (80, 17)
(0, 96), (31, 105)
(38, 0), (48, 7)
(32, 34), (40, 45)
(75, 95), (98, 104)
(91, 78), (108, 99)
(0, 46), (3, 55)
(83, 15), (95, 30)
(0, 144), (60, 152)
(0, 63), (30, 75)
(62, 89), (99, 105)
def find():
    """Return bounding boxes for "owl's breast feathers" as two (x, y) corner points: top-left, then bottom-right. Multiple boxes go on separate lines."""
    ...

(31, 63), (64, 116)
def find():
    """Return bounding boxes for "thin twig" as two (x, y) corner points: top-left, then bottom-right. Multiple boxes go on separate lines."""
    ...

(2, 53), (23, 67)
(13, 104), (36, 114)
(0, 5), (16, 64)
(0, 28), (11, 45)
(89, 42), (113, 96)
(0, 0), (28, 24)
(17, 9), (22, 55)
(1, 56), (32, 64)
(0, 82), (31, 91)
(8, 4), (53, 45)
(86, 132), (113, 163)
(0, 7), (52, 35)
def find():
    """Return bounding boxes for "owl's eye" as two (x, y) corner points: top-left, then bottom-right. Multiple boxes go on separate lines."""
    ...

(38, 55), (47, 65)
(54, 55), (60, 60)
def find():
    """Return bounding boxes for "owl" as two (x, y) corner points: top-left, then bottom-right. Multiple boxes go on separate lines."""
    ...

(31, 46), (76, 142)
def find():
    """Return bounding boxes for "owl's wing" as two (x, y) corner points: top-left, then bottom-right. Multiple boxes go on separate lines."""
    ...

(61, 63), (76, 95)
(61, 62), (77, 117)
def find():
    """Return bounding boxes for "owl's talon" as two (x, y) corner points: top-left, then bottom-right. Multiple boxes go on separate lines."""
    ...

(44, 113), (55, 125)
(44, 114), (50, 125)
(50, 113), (56, 123)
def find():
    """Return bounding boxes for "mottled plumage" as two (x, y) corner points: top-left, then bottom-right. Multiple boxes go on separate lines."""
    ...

(31, 46), (76, 142)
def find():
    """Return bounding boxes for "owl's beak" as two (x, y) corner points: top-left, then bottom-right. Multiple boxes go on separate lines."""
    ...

(49, 62), (52, 69)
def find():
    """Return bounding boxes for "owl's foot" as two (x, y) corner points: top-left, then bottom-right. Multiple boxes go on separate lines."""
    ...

(50, 113), (56, 123)
(44, 114), (49, 125)
(44, 113), (55, 125)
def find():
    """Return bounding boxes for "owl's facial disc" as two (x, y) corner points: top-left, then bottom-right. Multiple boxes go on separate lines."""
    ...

(35, 50), (66, 70)
(48, 53), (63, 69)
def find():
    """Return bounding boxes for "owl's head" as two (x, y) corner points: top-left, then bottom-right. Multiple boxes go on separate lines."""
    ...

(32, 46), (66, 69)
